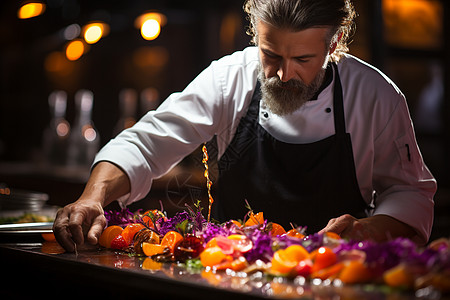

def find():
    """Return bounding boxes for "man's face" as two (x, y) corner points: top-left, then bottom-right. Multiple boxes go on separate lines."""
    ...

(257, 21), (331, 115)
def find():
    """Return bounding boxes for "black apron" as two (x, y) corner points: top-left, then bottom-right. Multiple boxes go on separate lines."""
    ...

(213, 63), (369, 234)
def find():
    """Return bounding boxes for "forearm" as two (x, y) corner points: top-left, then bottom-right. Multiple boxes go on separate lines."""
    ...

(80, 161), (131, 207)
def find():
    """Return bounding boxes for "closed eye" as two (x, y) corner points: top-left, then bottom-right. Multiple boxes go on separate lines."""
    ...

(262, 49), (281, 59)
(295, 58), (309, 63)
(294, 54), (315, 63)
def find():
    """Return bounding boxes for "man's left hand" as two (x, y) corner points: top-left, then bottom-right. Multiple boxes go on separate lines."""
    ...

(319, 214), (417, 243)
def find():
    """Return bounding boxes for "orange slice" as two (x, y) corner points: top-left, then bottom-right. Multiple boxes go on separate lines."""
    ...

(121, 223), (145, 245)
(338, 260), (371, 284)
(383, 264), (414, 288)
(244, 212), (264, 226)
(99, 225), (124, 248)
(271, 245), (309, 274)
(270, 223), (286, 236)
(160, 231), (183, 254)
(286, 228), (305, 239)
(142, 242), (166, 256)
(200, 246), (230, 267)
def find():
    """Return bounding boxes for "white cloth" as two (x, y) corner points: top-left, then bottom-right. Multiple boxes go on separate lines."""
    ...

(95, 47), (436, 243)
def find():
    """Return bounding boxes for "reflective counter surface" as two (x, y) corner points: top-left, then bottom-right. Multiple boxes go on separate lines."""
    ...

(1, 240), (443, 300)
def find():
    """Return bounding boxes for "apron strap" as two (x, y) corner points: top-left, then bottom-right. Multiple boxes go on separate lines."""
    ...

(331, 62), (347, 136)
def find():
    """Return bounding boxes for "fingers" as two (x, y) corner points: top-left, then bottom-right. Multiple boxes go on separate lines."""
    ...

(53, 207), (76, 252)
(320, 214), (377, 241)
(53, 201), (105, 252)
(87, 214), (106, 245)
(319, 214), (356, 235)
(68, 209), (87, 245)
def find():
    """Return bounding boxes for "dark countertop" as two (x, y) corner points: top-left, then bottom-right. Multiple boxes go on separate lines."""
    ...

(0, 240), (437, 300)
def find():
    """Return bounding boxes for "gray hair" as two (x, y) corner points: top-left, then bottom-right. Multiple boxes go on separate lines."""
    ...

(244, 0), (356, 61)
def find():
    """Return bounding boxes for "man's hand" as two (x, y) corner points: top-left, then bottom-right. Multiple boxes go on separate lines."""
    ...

(53, 199), (106, 252)
(319, 214), (417, 243)
(52, 162), (131, 252)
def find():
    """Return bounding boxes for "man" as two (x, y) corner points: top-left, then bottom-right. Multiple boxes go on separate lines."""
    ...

(54, 0), (436, 252)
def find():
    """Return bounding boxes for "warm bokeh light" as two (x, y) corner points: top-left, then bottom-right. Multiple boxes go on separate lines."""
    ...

(383, 0), (442, 49)
(220, 12), (242, 54)
(132, 46), (169, 70)
(83, 22), (109, 44)
(65, 39), (85, 61)
(135, 12), (166, 40)
(141, 19), (161, 40)
(64, 24), (81, 40)
(83, 125), (97, 142)
(135, 12), (167, 28)
(18, 2), (46, 19)
(45, 51), (66, 73)
(56, 121), (70, 137)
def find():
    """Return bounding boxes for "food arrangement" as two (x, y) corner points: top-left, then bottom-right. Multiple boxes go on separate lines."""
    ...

(99, 205), (450, 295)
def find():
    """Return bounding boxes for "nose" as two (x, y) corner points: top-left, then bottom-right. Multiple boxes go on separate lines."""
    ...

(277, 60), (295, 82)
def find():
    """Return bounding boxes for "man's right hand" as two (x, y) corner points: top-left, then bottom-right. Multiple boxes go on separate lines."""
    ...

(53, 199), (106, 252)
(52, 161), (131, 252)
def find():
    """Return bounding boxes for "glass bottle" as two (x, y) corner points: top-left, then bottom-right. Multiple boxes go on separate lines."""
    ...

(67, 89), (100, 167)
(140, 87), (160, 115)
(113, 88), (137, 136)
(42, 90), (70, 166)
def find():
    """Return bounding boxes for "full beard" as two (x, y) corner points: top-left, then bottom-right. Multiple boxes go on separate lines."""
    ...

(258, 66), (326, 116)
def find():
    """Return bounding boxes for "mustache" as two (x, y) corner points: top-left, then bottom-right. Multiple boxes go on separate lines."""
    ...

(263, 76), (306, 91)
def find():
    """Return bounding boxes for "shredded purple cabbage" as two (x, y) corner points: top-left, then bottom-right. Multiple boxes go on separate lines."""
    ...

(201, 222), (228, 243)
(301, 233), (325, 252)
(157, 210), (190, 236)
(244, 229), (274, 262)
(105, 208), (142, 227)
(334, 237), (450, 273)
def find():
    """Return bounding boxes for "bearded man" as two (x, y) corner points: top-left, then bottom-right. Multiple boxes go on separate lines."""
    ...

(54, 0), (436, 252)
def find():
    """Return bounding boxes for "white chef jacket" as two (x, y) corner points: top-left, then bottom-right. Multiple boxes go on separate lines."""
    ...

(94, 46), (436, 244)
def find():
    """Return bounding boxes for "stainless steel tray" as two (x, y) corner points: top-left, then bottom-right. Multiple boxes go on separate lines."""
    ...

(0, 222), (53, 234)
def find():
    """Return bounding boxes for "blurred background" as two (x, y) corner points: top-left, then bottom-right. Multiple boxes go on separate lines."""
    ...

(0, 0), (448, 240)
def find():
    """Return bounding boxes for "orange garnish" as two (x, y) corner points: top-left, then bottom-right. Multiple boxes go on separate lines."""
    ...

(339, 260), (372, 284)
(383, 264), (413, 287)
(244, 212), (264, 226)
(142, 242), (166, 256)
(270, 223), (286, 236)
(312, 262), (345, 280)
(99, 225), (124, 248)
(200, 246), (231, 267)
(205, 237), (218, 249)
(286, 228), (305, 239)
(271, 245), (309, 274)
(325, 232), (341, 240)
(160, 231), (183, 254)
(141, 210), (156, 228)
(121, 223), (145, 245)
(231, 220), (242, 227)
